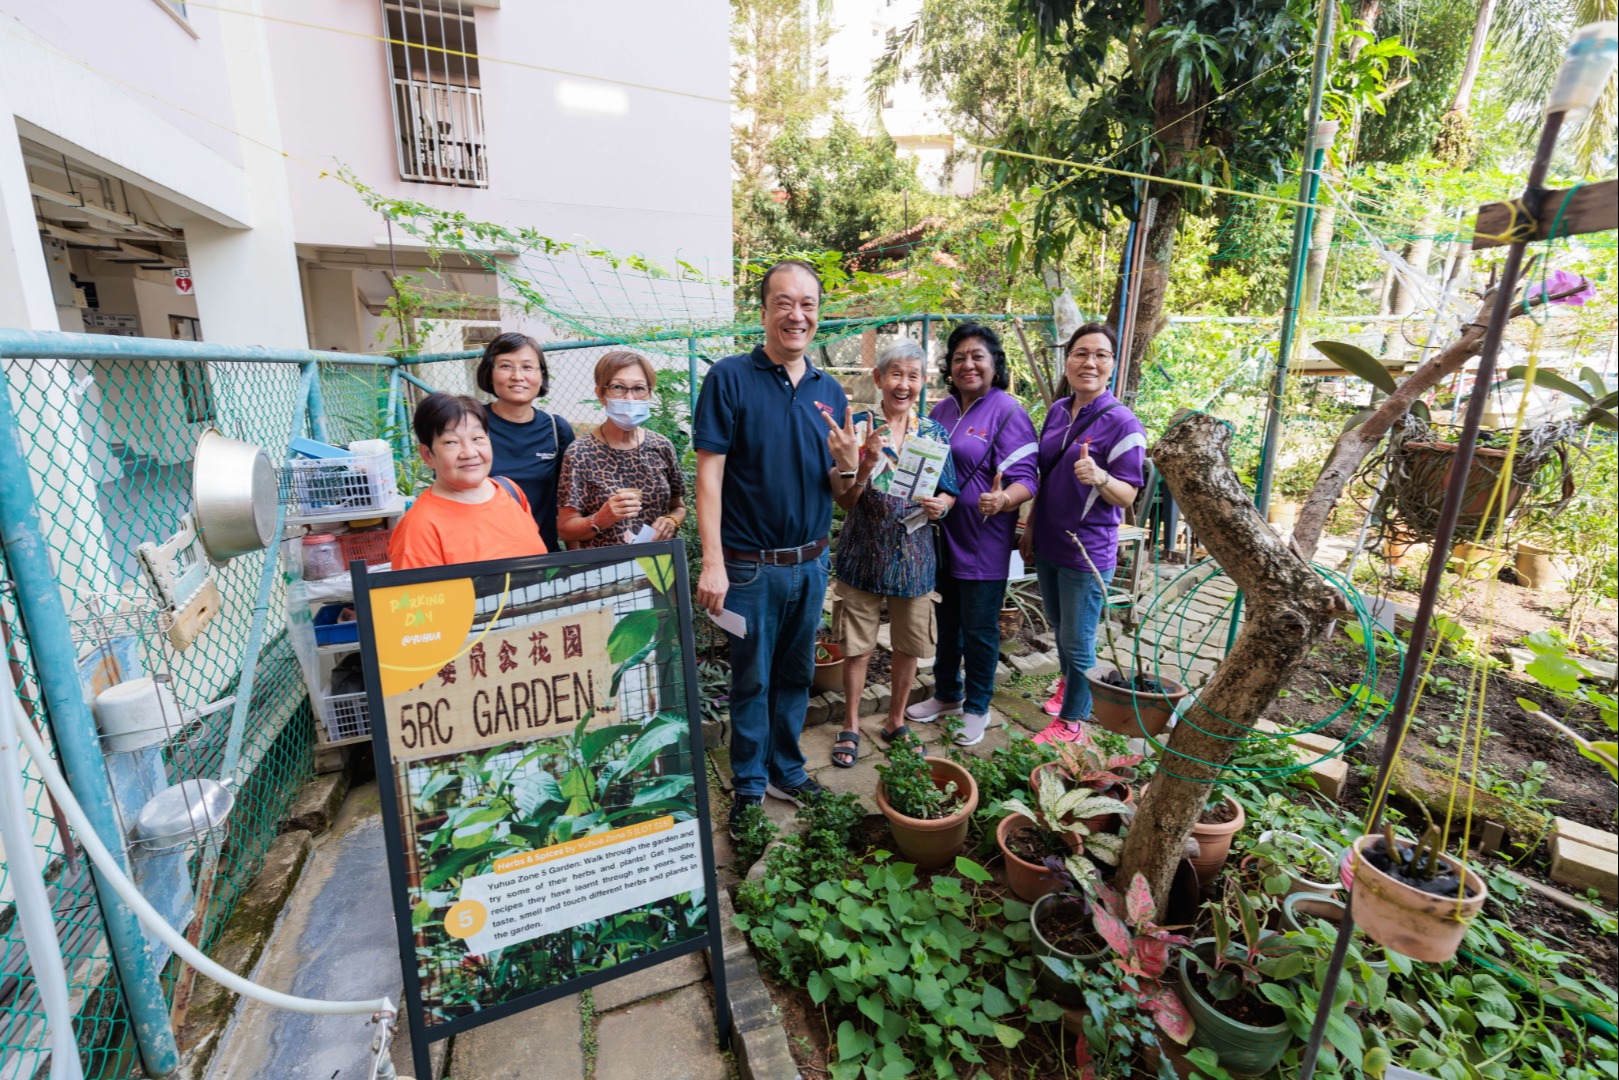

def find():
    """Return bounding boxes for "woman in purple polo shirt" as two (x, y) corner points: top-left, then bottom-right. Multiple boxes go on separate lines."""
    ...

(906, 323), (1039, 746)
(1019, 322), (1147, 744)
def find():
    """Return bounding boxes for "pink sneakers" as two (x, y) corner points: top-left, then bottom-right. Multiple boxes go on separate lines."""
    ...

(1033, 718), (1087, 745)
(1041, 677), (1066, 717)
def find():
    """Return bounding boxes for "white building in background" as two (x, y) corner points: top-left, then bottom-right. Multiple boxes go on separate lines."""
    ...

(815, 0), (979, 197)
(0, 0), (732, 353)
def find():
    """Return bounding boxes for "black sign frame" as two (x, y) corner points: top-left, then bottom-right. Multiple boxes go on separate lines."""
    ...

(354, 539), (730, 1080)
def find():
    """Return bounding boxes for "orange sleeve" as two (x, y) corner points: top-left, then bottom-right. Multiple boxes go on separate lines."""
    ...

(386, 500), (447, 570)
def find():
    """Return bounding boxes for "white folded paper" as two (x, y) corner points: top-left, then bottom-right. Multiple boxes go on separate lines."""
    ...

(707, 607), (747, 638)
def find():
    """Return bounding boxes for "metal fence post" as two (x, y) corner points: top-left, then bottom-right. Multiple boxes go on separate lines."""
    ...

(0, 366), (180, 1075)
(686, 335), (698, 422)
(918, 317), (931, 413)
(303, 361), (330, 444)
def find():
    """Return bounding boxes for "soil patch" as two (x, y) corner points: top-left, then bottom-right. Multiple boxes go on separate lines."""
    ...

(1200, 799), (1238, 826)
(1035, 896), (1099, 954)
(1007, 823), (1069, 864)
(1185, 964), (1287, 1028)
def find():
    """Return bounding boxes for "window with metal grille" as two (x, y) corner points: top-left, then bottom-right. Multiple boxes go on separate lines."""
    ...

(382, 0), (488, 188)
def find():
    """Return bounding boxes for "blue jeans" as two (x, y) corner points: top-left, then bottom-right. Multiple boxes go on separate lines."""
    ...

(933, 575), (1007, 716)
(1035, 557), (1115, 721)
(721, 550), (829, 797)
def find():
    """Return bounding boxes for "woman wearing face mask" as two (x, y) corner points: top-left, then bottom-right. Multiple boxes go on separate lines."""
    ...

(480, 332), (574, 551)
(556, 350), (687, 548)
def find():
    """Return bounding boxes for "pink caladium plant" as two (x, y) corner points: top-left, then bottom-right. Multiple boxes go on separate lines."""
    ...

(1088, 873), (1195, 1044)
(1050, 726), (1146, 794)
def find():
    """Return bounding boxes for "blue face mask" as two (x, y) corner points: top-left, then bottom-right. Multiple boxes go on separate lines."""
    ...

(604, 399), (652, 430)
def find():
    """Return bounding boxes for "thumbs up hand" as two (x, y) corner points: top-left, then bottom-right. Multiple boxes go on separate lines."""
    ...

(978, 471), (1010, 517)
(1073, 440), (1109, 487)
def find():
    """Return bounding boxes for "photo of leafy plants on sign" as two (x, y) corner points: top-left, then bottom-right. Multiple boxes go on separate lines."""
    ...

(387, 555), (706, 1023)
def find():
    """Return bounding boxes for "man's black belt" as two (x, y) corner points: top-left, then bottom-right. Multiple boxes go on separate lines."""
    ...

(721, 538), (828, 565)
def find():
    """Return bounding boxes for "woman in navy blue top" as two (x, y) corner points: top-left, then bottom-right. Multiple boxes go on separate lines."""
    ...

(477, 332), (574, 550)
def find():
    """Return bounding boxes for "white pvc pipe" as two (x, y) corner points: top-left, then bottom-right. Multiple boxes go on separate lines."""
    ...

(0, 685), (83, 1080)
(11, 709), (395, 1020)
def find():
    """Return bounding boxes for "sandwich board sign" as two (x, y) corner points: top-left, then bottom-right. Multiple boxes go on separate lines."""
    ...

(355, 540), (729, 1078)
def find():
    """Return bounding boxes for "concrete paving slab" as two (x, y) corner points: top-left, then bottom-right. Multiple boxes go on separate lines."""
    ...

(808, 755), (881, 813)
(448, 996), (585, 1079)
(593, 951), (709, 1014)
(595, 984), (731, 1080)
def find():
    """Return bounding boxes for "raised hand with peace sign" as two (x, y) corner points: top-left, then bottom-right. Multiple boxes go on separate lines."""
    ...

(822, 404), (860, 473)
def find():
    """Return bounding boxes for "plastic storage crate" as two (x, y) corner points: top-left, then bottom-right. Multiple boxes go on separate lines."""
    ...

(336, 527), (393, 568)
(321, 691), (372, 742)
(283, 449), (398, 516)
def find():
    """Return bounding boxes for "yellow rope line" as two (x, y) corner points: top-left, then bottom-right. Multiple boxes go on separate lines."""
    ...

(974, 144), (1524, 243)
(180, 1), (730, 106)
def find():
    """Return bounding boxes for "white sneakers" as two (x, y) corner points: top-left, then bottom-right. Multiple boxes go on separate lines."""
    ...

(954, 712), (989, 746)
(904, 697), (963, 723)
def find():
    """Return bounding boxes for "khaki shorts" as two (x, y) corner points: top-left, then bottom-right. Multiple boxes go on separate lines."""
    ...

(831, 581), (938, 658)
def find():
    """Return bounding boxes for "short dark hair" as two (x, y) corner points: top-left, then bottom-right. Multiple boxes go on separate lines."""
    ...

(758, 259), (823, 306)
(1063, 322), (1119, 356)
(413, 392), (487, 447)
(942, 322), (1010, 394)
(476, 332), (549, 398)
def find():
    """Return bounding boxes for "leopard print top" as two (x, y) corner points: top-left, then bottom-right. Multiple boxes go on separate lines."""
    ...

(557, 427), (685, 548)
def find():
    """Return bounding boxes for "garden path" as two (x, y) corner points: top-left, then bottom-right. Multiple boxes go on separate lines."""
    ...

(206, 782), (736, 1080)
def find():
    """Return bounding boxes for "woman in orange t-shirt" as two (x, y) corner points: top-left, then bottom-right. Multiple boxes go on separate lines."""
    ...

(387, 393), (549, 570)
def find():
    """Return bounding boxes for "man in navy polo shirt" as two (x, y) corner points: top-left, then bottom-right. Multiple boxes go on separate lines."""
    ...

(693, 259), (861, 838)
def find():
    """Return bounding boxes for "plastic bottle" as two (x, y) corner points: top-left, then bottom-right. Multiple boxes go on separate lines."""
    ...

(302, 534), (344, 580)
(1548, 22), (1619, 123)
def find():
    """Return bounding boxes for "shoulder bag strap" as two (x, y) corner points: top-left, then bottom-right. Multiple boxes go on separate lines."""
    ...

(1052, 402), (1121, 464)
(491, 475), (523, 506)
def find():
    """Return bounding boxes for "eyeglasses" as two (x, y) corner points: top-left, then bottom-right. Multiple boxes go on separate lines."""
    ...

(495, 362), (540, 375)
(1068, 351), (1115, 363)
(605, 383), (652, 400)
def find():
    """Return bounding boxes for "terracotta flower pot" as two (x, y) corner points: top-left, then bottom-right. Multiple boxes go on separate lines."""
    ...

(1450, 541), (1508, 580)
(1085, 665), (1189, 738)
(875, 757), (978, 871)
(812, 639), (845, 694)
(1514, 542), (1567, 591)
(1349, 834), (1487, 963)
(1266, 500), (1300, 530)
(1188, 794), (1245, 887)
(1031, 892), (1104, 1007)
(996, 813), (1064, 902)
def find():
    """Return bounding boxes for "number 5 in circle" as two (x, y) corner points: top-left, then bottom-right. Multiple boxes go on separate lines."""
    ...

(444, 899), (488, 940)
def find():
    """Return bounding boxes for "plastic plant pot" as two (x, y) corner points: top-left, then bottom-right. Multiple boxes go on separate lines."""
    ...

(1349, 834), (1487, 963)
(1030, 892), (1105, 1007)
(1178, 940), (1294, 1077)
(1256, 829), (1341, 898)
(874, 756), (978, 871)
(995, 813), (1064, 902)
(1188, 794), (1246, 887)
(1084, 665), (1189, 737)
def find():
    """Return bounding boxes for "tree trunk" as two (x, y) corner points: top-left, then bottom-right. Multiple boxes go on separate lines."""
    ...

(1114, 414), (1345, 907)
(1120, 278), (1571, 911)
(1302, 204), (1337, 314)
(1383, 228), (1434, 357)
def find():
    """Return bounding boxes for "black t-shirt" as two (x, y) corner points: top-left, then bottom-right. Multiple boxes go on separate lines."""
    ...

(485, 408), (575, 551)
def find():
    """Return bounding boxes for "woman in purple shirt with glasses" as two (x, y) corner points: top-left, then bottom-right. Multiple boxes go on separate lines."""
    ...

(1019, 322), (1147, 744)
(905, 323), (1040, 747)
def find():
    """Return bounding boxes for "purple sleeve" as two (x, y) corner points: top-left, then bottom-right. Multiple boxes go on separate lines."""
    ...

(998, 403), (1040, 496)
(1103, 415), (1149, 488)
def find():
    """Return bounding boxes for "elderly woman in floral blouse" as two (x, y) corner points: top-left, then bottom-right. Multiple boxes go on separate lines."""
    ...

(827, 338), (959, 767)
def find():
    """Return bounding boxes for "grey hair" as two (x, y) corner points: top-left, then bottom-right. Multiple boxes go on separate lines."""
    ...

(874, 337), (926, 377)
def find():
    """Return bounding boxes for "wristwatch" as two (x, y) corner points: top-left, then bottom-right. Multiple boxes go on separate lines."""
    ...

(838, 470), (858, 479)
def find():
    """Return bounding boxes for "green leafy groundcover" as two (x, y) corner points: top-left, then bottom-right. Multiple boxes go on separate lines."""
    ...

(737, 847), (1066, 1080)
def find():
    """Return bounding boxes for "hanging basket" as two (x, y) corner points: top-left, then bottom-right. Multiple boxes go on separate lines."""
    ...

(1387, 429), (1572, 545)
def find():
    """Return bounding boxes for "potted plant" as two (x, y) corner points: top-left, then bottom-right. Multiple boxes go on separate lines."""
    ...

(812, 616), (844, 694)
(1280, 893), (1390, 1009)
(1030, 726), (1145, 834)
(1251, 829), (1341, 899)
(1040, 874), (1195, 1074)
(1028, 864), (1106, 1007)
(1349, 819), (1486, 963)
(1179, 889), (1303, 1075)
(1188, 793), (1246, 886)
(1512, 540), (1567, 590)
(874, 736), (978, 870)
(998, 768), (1129, 901)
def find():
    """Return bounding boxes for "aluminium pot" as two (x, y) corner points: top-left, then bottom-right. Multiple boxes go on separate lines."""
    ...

(874, 756), (977, 870)
(192, 428), (278, 562)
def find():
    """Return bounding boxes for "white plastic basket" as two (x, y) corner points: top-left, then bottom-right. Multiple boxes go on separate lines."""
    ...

(321, 691), (372, 743)
(284, 450), (398, 516)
